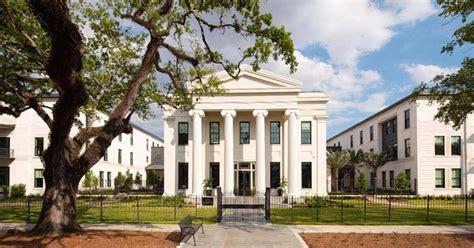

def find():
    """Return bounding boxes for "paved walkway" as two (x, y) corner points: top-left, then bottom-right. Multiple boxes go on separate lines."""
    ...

(180, 223), (305, 248)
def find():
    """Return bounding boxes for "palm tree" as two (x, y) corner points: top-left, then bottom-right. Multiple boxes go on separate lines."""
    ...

(347, 149), (364, 192)
(362, 152), (387, 194)
(327, 150), (350, 192)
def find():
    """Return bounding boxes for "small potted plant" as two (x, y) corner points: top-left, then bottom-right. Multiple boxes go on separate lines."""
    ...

(277, 177), (288, 196)
(202, 178), (213, 196)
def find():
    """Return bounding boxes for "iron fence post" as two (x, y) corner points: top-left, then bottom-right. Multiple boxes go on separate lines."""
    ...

(265, 187), (270, 223)
(341, 197), (344, 223)
(426, 195), (430, 223)
(174, 195), (177, 221)
(291, 195), (294, 223)
(465, 194), (468, 222)
(364, 195), (367, 223)
(27, 196), (31, 223)
(388, 195), (391, 222)
(136, 196), (140, 222)
(100, 195), (103, 223)
(217, 187), (222, 223)
(316, 195), (320, 222)
(195, 195), (198, 216)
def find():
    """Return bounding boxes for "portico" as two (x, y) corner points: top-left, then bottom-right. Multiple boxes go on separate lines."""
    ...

(163, 65), (329, 196)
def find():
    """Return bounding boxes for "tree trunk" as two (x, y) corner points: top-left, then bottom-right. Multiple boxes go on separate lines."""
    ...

(335, 169), (339, 192)
(350, 169), (355, 192)
(31, 149), (82, 234)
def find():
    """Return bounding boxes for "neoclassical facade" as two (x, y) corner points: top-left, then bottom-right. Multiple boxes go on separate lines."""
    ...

(163, 65), (329, 196)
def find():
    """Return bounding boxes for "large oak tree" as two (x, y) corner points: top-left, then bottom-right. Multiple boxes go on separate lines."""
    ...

(0, 0), (297, 234)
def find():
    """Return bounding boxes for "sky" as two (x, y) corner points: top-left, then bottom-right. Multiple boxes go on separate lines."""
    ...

(131, 0), (467, 140)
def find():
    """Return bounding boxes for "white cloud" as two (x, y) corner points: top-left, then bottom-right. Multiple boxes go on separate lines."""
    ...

(328, 92), (388, 113)
(402, 64), (459, 83)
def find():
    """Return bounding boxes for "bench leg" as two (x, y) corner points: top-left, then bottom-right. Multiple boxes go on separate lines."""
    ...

(193, 234), (196, 246)
(202, 225), (204, 234)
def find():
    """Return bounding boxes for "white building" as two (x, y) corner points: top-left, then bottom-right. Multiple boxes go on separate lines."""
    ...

(0, 96), (163, 194)
(327, 95), (474, 195)
(163, 65), (329, 196)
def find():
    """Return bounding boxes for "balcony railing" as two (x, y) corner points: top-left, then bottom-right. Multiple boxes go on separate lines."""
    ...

(0, 148), (14, 159)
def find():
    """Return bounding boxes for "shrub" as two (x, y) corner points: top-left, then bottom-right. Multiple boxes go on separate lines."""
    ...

(82, 171), (99, 194)
(10, 184), (26, 198)
(395, 172), (409, 192)
(357, 172), (368, 193)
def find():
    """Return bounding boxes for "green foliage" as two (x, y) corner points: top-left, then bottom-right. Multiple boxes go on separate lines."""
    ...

(303, 197), (355, 208)
(146, 170), (158, 189)
(82, 171), (99, 193)
(362, 152), (387, 175)
(414, 0), (474, 129)
(10, 184), (26, 198)
(357, 173), (368, 193)
(395, 172), (409, 191)
(202, 178), (213, 189)
(134, 172), (142, 187)
(123, 169), (134, 192)
(279, 177), (288, 189)
(115, 172), (126, 189)
(327, 150), (350, 171)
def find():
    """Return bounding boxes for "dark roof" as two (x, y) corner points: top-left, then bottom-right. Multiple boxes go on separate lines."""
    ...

(327, 93), (420, 142)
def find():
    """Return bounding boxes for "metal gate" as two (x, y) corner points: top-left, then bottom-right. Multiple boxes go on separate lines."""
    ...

(217, 187), (270, 223)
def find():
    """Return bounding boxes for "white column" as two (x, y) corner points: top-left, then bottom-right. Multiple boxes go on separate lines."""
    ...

(221, 110), (236, 195)
(253, 109), (268, 195)
(189, 109), (205, 195)
(285, 110), (299, 196)
(315, 116), (328, 196)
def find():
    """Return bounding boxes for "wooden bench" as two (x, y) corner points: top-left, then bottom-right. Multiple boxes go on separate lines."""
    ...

(178, 215), (204, 246)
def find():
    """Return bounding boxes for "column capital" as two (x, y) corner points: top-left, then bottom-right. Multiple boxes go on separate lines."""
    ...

(189, 109), (205, 118)
(252, 109), (268, 118)
(314, 115), (328, 122)
(221, 109), (236, 118)
(284, 109), (299, 118)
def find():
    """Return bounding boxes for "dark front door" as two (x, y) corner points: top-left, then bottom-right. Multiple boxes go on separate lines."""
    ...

(238, 171), (251, 196)
(0, 167), (9, 189)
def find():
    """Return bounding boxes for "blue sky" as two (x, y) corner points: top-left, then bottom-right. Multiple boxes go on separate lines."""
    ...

(132, 0), (466, 140)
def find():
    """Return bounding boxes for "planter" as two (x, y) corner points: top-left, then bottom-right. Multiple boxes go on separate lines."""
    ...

(277, 188), (283, 196)
(204, 189), (212, 196)
(202, 196), (214, 206)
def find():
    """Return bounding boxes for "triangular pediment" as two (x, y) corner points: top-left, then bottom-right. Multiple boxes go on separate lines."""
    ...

(214, 64), (302, 93)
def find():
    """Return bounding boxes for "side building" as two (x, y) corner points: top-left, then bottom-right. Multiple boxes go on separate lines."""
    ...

(0, 96), (163, 195)
(327, 94), (473, 195)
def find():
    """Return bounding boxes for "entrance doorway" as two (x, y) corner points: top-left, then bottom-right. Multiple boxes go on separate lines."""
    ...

(234, 162), (255, 196)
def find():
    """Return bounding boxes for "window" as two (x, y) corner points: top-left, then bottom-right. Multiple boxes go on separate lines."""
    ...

(435, 169), (445, 188)
(389, 171), (394, 188)
(239, 122), (250, 144)
(152, 141), (155, 147)
(338, 141), (341, 146)
(146, 156), (149, 163)
(34, 169), (44, 188)
(404, 110), (410, 129)
(178, 162), (188, 189)
(210, 162), (219, 188)
(107, 172), (112, 187)
(34, 137), (44, 156)
(382, 171), (386, 188)
(435, 136), (445, 155)
(350, 135), (353, 148)
(451, 136), (461, 156)
(209, 122), (220, 145)
(104, 149), (108, 161)
(146, 138), (149, 150)
(393, 144), (398, 160)
(370, 148), (374, 153)
(452, 169), (461, 188)
(301, 121), (312, 144)
(270, 122), (281, 144)
(130, 152), (133, 166)
(270, 162), (280, 188)
(370, 172), (375, 188)
(130, 133), (133, 145)
(360, 130), (364, 145)
(118, 149), (122, 164)
(301, 162), (312, 188)
(405, 138), (411, 157)
(370, 126), (374, 141)
(386, 120), (392, 135)
(178, 123), (188, 145)
(99, 171), (104, 188)
(118, 134), (122, 142)
(385, 118), (397, 134)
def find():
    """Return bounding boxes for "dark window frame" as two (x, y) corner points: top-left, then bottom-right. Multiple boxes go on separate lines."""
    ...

(99, 171), (104, 188)
(107, 171), (112, 187)
(405, 138), (411, 157)
(130, 152), (133, 166)
(389, 170), (394, 188)
(301, 121), (312, 144)
(369, 126), (374, 141)
(451, 136), (461, 156)
(452, 168), (461, 188)
(301, 162), (312, 188)
(34, 169), (44, 188)
(209, 122), (220, 145)
(104, 149), (108, 161)
(270, 162), (280, 188)
(270, 121), (281, 144)
(210, 162), (220, 188)
(360, 130), (363, 145)
(404, 109), (410, 129)
(118, 149), (122, 164)
(178, 162), (189, 189)
(435, 136), (445, 155)
(239, 121), (250, 144)
(350, 135), (353, 148)
(34, 137), (44, 156)
(178, 122), (189, 145)
(435, 168), (445, 188)
(382, 171), (386, 188)
(130, 133), (134, 145)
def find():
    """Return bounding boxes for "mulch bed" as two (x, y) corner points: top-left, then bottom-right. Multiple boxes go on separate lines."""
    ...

(300, 233), (474, 248)
(0, 230), (181, 248)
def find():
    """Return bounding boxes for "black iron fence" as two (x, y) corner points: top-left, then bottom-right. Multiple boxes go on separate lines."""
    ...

(270, 194), (474, 225)
(0, 195), (216, 224)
